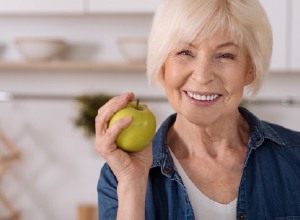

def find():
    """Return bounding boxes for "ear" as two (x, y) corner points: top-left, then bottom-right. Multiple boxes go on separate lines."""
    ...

(160, 64), (166, 85)
(244, 66), (255, 86)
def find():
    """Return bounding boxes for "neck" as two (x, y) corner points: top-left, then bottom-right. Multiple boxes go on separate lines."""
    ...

(167, 111), (250, 160)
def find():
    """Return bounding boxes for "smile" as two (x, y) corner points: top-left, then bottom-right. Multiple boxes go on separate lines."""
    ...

(186, 91), (219, 101)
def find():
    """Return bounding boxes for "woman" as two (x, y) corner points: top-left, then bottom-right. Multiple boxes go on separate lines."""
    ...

(96, 0), (300, 219)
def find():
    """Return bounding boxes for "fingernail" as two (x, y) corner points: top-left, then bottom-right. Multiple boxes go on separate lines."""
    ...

(123, 116), (132, 122)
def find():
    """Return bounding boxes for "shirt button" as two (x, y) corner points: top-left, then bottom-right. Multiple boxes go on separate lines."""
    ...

(163, 167), (172, 174)
(239, 213), (245, 220)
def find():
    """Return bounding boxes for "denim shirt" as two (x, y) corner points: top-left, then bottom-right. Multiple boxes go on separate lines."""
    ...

(98, 107), (300, 220)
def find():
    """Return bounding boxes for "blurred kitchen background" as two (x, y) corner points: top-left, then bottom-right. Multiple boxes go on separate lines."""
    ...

(0, 0), (299, 220)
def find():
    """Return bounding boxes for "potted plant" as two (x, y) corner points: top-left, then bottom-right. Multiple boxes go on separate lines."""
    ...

(74, 94), (112, 137)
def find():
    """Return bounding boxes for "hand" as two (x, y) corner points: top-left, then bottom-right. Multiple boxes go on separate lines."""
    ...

(95, 92), (153, 184)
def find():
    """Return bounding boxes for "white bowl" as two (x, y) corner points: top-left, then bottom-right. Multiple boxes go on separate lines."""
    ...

(15, 38), (67, 61)
(117, 38), (147, 63)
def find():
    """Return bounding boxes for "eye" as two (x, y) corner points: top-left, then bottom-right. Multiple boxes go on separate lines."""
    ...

(218, 53), (235, 60)
(177, 50), (193, 57)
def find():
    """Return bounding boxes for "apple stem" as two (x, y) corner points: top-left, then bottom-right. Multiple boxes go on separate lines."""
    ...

(136, 99), (140, 109)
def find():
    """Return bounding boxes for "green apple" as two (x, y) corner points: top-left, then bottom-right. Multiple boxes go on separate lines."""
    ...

(108, 100), (156, 152)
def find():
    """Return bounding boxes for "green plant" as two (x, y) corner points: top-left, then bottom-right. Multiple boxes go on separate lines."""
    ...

(74, 94), (112, 137)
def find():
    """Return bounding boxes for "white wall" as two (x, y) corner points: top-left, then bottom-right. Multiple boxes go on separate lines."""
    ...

(246, 73), (300, 131)
(0, 14), (300, 220)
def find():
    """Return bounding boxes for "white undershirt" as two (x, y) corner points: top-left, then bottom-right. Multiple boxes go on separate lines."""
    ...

(169, 149), (237, 220)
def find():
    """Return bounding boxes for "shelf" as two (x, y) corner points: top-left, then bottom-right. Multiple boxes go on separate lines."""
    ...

(0, 61), (146, 73)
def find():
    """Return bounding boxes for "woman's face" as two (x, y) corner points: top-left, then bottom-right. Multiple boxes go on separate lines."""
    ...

(163, 34), (254, 125)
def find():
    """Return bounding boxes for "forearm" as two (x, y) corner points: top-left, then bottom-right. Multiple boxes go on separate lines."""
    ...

(116, 178), (148, 220)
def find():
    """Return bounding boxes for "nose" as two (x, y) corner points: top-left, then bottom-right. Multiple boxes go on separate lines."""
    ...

(191, 56), (215, 85)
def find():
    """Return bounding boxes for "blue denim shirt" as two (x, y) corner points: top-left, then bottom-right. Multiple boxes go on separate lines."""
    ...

(98, 107), (300, 220)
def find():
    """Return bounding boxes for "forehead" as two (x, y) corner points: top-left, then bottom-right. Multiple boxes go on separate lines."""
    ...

(177, 32), (245, 52)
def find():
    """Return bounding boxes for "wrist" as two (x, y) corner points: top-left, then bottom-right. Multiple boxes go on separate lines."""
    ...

(116, 177), (148, 220)
(117, 176), (148, 196)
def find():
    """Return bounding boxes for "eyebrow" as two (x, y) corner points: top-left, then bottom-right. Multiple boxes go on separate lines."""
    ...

(185, 41), (240, 49)
(216, 42), (239, 49)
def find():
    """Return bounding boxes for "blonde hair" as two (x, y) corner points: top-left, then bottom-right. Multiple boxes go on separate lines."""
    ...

(147, 0), (273, 95)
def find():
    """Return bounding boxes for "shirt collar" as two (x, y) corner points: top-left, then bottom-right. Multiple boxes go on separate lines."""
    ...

(238, 107), (286, 149)
(151, 107), (287, 168)
(151, 114), (176, 176)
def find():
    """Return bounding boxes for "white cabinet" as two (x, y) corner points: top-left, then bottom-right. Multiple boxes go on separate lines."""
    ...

(0, 0), (161, 14)
(86, 0), (161, 13)
(260, 0), (288, 71)
(291, 0), (300, 70)
(0, 0), (83, 14)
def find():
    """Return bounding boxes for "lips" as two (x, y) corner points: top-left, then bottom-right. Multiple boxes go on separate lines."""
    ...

(186, 91), (220, 101)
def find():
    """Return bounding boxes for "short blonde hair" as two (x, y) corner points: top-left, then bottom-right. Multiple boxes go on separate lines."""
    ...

(147, 0), (273, 95)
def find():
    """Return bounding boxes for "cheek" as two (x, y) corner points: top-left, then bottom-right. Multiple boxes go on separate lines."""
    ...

(163, 59), (185, 89)
(223, 62), (252, 90)
(218, 68), (246, 94)
(228, 75), (246, 91)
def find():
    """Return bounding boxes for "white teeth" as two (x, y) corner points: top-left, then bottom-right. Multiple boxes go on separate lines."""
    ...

(187, 92), (218, 101)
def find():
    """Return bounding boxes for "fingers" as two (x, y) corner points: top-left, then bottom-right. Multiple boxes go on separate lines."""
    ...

(96, 116), (132, 157)
(95, 92), (134, 157)
(132, 143), (153, 167)
(95, 92), (134, 135)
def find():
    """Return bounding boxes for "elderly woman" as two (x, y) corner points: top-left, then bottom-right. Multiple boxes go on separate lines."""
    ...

(96, 0), (300, 219)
